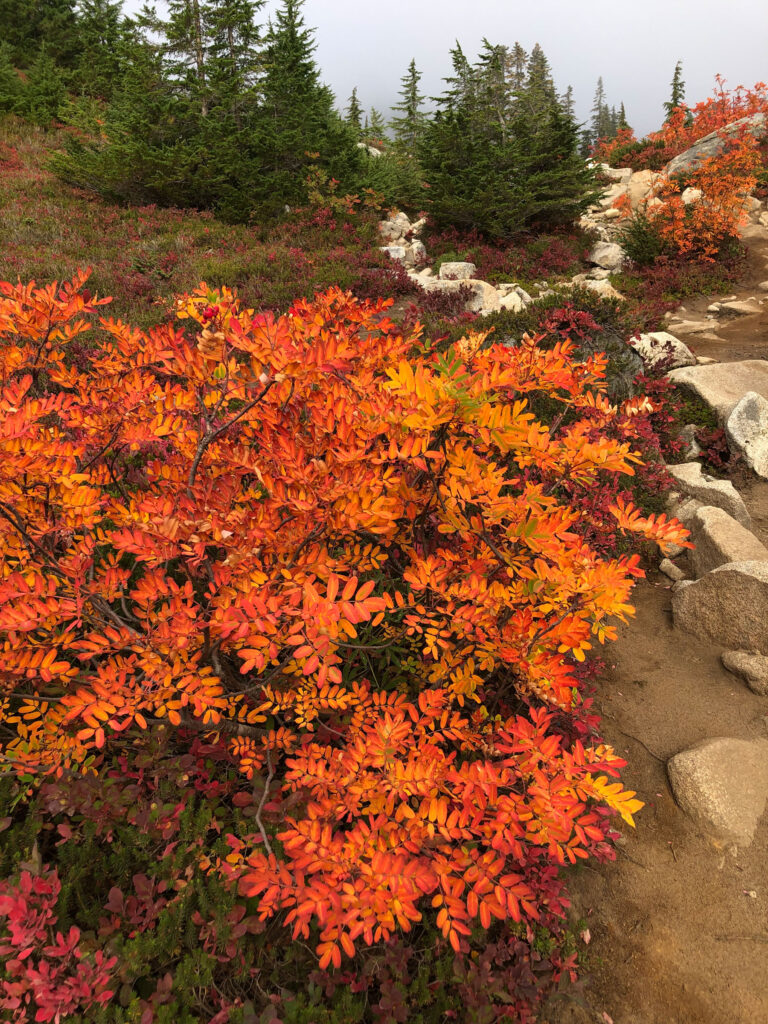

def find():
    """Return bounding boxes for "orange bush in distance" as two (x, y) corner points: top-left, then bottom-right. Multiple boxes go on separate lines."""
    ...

(0, 273), (689, 968)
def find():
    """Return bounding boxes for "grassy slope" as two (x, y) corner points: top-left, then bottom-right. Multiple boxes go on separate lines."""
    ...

(0, 118), (415, 328)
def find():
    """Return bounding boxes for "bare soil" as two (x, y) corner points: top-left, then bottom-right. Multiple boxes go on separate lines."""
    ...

(544, 236), (768, 1024)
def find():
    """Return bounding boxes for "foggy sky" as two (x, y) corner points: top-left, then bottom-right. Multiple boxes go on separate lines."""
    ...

(128, 0), (768, 136)
(261, 0), (767, 136)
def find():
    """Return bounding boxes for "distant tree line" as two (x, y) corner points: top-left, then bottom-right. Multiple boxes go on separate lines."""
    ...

(0, 0), (606, 235)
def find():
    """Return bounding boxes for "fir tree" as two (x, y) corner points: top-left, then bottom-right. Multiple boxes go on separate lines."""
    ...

(561, 84), (574, 120)
(71, 0), (126, 100)
(0, 43), (23, 113)
(248, 0), (359, 216)
(345, 86), (363, 135)
(23, 45), (66, 125)
(365, 105), (387, 143)
(389, 58), (426, 149)
(664, 60), (686, 118)
(590, 76), (613, 142)
(0, 0), (78, 68)
(618, 101), (630, 131)
(419, 40), (598, 238)
(504, 42), (527, 95)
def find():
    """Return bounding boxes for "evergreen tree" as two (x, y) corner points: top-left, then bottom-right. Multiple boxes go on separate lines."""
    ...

(519, 43), (558, 120)
(0, 43), (23, 113)
(23, 45), (66, 125)
(247, 0), (360, 216)
(0, 0), (78, 69)
(618, 101), (630, 131)
(504, 42), (527, 95)
(419, 40), (599, 238)
(664, 60), (686, 118)
(345, 86), (363, 135)
(561, 84), (574, 120)
(71, 0), (126, 100)
(389, 58), (426, 149)
(366, 105), (387, 142)
(590, 76), (613, 142)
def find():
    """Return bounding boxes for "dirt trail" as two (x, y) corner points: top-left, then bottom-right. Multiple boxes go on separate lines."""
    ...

(546, 237), (768, 1024)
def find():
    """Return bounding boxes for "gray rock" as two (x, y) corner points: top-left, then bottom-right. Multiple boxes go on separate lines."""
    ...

(438, 261), (477, 281)
(668, 360), (768, 423)
(672, 561), (768, 651)
(626, 169), (657, 209)
(717, 299), (763, 317)
(589, 241), (625, 271)
(665, 113), (767, 177)
(666, 462), (751, 527)
(599, 164), (633, 183)
(630, 331), (696, 370)
(497, 291), (525, 313)
(380, 245), (407, 262)
(726, 392), (768, 478)
(679, 423), (702, 460)
(408, 239), (427, 264)
(687, 506), (768, 577)
(660, 558), (687, 581)
(583, 278), (624, 301)
(722, 650), (768, 696)
(667, 737), (768, 845)
(358, 143), (382, 158)
(576, 330), (644, 401)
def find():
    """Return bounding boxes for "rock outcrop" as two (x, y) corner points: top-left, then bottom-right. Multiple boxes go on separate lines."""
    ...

(664, 112), (767, 177)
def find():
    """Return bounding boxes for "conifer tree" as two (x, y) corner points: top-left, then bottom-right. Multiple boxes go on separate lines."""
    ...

(366, 105), (387, 143)
(664, 60), (686, 118)
(345, 86), (363, 135)
(419, 40), (598, 238)
(561, 84), (574, 119)
(389, 58), (426, 149)
(248, 0), (359, 215)
(0, 0), (78, 68)
(504, 42), (527, 95)
(618, 100), (630, 130)
(24, 45), (66, 125)
(0, 43), (23, 113)
(71, 0), (126, 100)
(590, 76), (613, 142)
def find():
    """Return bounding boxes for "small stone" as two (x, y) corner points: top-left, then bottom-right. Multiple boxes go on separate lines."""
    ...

(696, 356), (718, 365)
(679, 423), (702, 460)
(660, 558), (687, 581)
(682, 187), (704, 205)
(667, 737), (768, 846)
(722, 650), (768, 696)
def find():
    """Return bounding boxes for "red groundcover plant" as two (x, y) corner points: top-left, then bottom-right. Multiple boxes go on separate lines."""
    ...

(0, 274), (688, 988)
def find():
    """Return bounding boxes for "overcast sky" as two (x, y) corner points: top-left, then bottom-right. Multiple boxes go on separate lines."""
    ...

(128, 0), (768, 136)
(258, 0), (767, 136)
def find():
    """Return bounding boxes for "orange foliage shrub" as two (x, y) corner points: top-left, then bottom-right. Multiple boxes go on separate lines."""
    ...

(594, 78), (768, 169)
(646, 134), (761, 260)
(0, 274), (688, 968)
